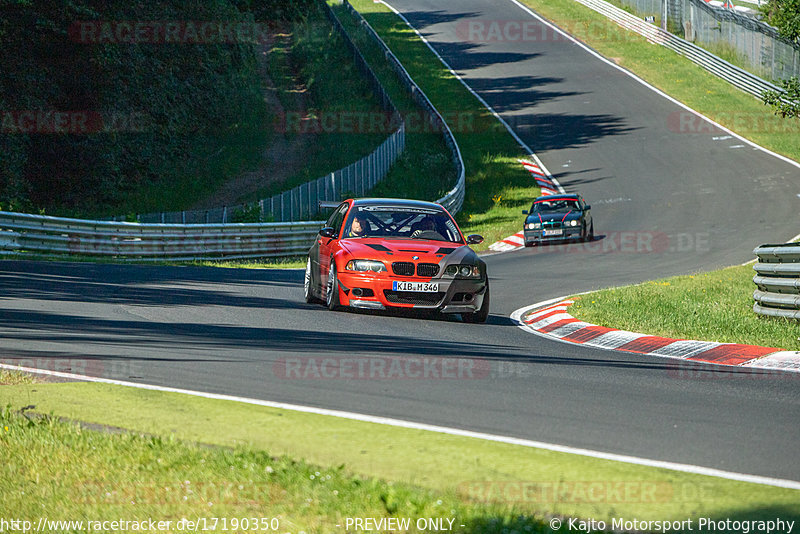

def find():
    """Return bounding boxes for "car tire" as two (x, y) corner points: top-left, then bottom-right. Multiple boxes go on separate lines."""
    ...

(463, 281), (490, 323)
(587, 222), (594, 242)
(304, 258), (322, 304)
(524, 241), (534, 247)
(326, 261), (341, 311)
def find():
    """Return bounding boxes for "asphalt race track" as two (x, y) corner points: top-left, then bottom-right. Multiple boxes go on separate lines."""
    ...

(2, 0), (799, 483)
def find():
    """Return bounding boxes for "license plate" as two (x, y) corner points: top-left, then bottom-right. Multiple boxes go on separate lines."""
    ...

(393, 281), (438, 292)
(543, 229), (563, 236)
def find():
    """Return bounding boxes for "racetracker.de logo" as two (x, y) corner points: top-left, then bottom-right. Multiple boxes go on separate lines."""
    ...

(273, 356), (490, 380)
(0, 110), (150, 134)
(458, 480), (698, 503)
(667, 110), (800, 135)
(455, 19), (569, 43)
(69, 21), (271, 44)
(1, 357), (137, 379)
(454, 19), (636, 43)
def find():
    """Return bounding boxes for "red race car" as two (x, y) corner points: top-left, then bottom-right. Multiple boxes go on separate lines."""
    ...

(304, 198), (490, 322)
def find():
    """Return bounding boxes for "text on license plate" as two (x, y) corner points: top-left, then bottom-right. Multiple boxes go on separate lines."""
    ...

(544, 229), (563, 236)
(393, 281), (438, 292)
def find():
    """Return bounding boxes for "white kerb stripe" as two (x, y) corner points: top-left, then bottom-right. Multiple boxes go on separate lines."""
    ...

(547, 321), (594, 338)
(525, 305), (572, 321)
(741, 352), (800, 372)
(650, 340), (724, 359)
(527, 312), (575, 331)
(587, 330), (647, 349)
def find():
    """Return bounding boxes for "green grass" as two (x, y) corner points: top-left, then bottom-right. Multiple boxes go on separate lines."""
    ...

(0, 370), (36, 386)
(2, 381), (798, 530)
(0, 253), (307, 270)
(331, 3), (458, 204)
(343, 1), (542, 251)
(190, 256), (307, 270)
(1, 406), (548, 534)
(569, 265), (800, 349)
(516, 0), (800, 162)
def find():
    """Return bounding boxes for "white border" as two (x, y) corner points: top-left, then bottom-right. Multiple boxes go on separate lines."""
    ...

(2, 361), (799, 490)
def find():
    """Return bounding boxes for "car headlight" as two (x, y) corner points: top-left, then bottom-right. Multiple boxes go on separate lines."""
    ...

(526, 223), (541, 230)
(345, 259), (386, 272)
(568, 220), (579, 227)
(445, 264), (481, 278)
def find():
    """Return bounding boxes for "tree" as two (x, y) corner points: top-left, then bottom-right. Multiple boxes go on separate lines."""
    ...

(759, 0), (800, 42)
(762, 77), (800, 118)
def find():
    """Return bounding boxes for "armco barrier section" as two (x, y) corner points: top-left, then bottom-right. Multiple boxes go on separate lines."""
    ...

(618, 0), (800, 80)
(0, 211), (322, 261)
(753, 243), (800, 319)
(342, 0), (466, 215)
(134, 0), (406, 224)
(573, 0), (787, 100)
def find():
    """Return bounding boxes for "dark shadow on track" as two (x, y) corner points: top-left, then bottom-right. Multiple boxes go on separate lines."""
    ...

(3, 309), (783, 379)
(0, 261), (303, 308)
(505, 112), (639, 151)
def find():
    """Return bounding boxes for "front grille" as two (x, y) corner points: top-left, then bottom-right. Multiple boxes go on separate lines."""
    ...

(416, 263), (440, 277)
(384, 291), (445, 305)
(391, 262), (415, 276)
(543, 221), (563, 229)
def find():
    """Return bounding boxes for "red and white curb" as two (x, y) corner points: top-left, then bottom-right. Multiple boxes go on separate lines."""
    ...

(488, 159), (565, 253)
(511, 299), (800, 373)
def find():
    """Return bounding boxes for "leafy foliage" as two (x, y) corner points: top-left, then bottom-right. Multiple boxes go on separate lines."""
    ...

(762, 76), (800, 118)
(0, 0), (276, 216)
(759, 0), (800, 42)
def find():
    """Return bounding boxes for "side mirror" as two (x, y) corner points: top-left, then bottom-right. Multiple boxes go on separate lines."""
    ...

(522, 210), (528, 215)
(319, 227), (336, 239)
(584, 204), (591, 211)
(466, 234), (484, 245)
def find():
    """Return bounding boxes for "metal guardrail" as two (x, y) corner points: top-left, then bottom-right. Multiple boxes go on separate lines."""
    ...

(0, 211), (322, 261)
(573, 0), (787, 100)
(342, 0), (466, 215)
(753, 243), (800, 319)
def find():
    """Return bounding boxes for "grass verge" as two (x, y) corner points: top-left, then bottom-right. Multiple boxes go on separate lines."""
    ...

(1, 405), (545, 534)
(2, 381), (799, 530)
(569, 264), (800, 350)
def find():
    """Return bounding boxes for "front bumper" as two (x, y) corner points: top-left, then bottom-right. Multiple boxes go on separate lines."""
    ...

(524, 226), (582, 244)
(336, 271), (487, 313)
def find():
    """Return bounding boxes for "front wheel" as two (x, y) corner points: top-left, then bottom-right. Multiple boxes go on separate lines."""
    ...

(326, 262), (342, 311)
(304, 258), (321, 304)
(463, 281), (490, 323)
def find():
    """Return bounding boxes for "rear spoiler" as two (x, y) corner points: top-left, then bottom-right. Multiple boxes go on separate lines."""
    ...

(319, 200), (344, 210)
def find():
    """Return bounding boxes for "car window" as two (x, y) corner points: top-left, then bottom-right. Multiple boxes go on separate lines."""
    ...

(326, 204), (348, 236)
(532, 199), (580, 212)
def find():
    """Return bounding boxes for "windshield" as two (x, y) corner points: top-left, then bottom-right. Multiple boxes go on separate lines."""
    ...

(343, 206), (463, 243)
(531, 199), (581, 213)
